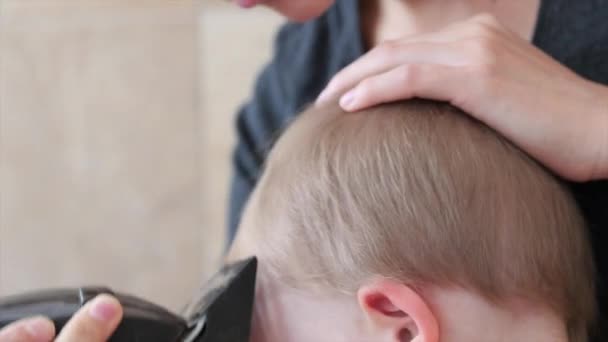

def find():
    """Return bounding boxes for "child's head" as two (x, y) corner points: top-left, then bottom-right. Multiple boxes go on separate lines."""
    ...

(229, 101), (596, 342)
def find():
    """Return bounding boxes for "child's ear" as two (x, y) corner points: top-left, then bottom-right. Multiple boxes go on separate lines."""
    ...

(357, 279), (439, 342)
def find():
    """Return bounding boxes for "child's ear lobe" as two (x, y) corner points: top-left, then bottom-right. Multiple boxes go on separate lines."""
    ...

(357, 279), (439, 342)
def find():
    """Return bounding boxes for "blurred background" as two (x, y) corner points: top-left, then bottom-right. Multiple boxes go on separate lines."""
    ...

(0, 0), (283, 311)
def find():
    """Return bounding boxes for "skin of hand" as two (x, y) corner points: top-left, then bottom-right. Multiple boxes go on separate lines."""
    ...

(317, 13), (608, 182)
(0, 294), (123, 342)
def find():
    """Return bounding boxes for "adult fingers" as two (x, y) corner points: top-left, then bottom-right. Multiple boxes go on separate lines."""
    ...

(338, 64), (466, 112)
(316, 14), (514, 106)
(55, 294), (123, 342)
(317, 42), (463, 104)
(0, 316), (55, 342)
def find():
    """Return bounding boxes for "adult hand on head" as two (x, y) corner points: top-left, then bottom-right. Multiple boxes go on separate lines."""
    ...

(317, 13), (608, 182)
(0, 294), (123, 342)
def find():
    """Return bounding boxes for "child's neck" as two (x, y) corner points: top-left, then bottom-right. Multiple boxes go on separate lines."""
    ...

(427, 287), (569, 342)
(361, 0), (540, 48)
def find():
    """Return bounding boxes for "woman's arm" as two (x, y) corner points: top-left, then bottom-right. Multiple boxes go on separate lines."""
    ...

(592, 86), (608, 180)
(317, 14), (608, 181)
(596, 89), (608, 180)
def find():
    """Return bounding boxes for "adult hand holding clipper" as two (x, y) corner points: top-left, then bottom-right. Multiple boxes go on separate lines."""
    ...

(0, 294), (122, 342)
(0, 258), (256, 342)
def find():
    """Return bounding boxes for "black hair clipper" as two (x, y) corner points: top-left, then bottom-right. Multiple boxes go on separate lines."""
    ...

(0, 257), (257, 342)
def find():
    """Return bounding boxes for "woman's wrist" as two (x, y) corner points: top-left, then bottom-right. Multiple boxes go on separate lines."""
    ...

(591, 83), (608, 180)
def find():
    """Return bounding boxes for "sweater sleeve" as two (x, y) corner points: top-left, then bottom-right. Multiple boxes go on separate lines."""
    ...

(225, 0), (362, 244)
(227, 22), (310, 242)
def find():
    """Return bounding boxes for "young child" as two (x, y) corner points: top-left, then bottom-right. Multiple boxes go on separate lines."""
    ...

(228, 100), (596, 342)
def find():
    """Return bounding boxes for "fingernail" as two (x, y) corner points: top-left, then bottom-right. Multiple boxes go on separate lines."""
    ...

(340, 90), (356, 109)
(89, 295), (119, 322)
(24, 317), (54, 342)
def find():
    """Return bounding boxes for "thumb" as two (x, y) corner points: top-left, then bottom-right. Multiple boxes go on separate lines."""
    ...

(56, 294), (123, 342)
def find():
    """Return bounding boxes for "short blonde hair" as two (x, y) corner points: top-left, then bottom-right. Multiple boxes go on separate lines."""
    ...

(244, 101), (595, 341)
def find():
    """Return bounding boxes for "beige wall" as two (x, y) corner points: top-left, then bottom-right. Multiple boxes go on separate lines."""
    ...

(0, 0), (282, 311)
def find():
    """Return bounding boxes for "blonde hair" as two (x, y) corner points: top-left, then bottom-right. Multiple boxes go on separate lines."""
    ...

(245, 100), (595, 341)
